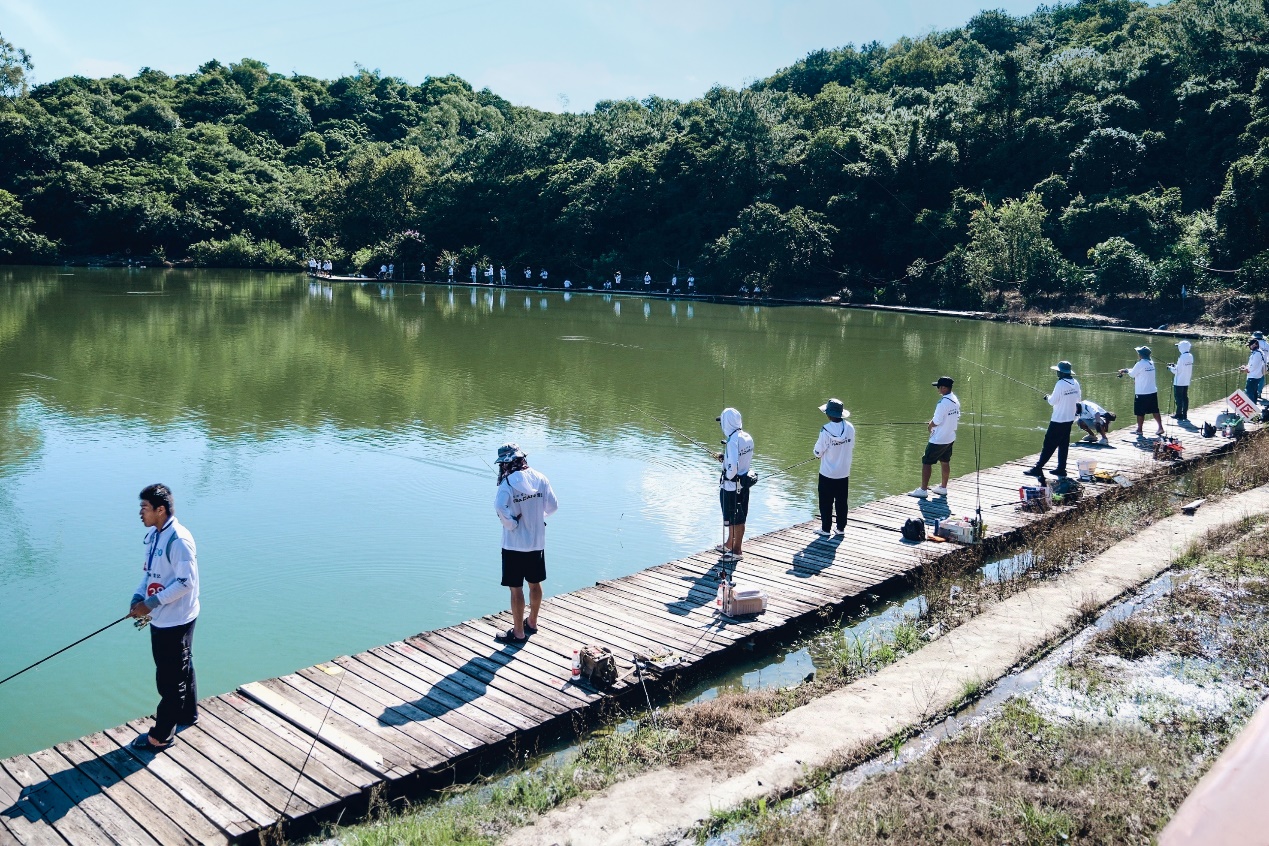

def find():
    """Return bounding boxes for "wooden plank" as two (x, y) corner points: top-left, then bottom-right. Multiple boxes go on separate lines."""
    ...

(198, 697), (367, 799)
(422, 626), (598, 707)
(557, 589), (736, 657)
(183, 708), (337, 818)
(549, 591), (708, 655)
(393, 637), (564, 724)
(214, 693), (379, 791)
(449, 620), (618, 697)
(360, 645), (524, 738)
(0, 762), (70, 846)
(271, 675), (448, 772)
(95, 725), (251, 839)
(24, 745), (164, 846)
(238, 682), (395, 778)
(592, 579), (762, 639)
(0, 757), (111, 846)
(293, 662), (475, 761)
(53, 739), (207, 846)
(113, 718), (282, 828)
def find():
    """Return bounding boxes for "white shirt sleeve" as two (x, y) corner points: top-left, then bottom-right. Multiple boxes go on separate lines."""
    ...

(495, 482), (519, 531)
(152, 537), (196, 607)
(813, 428), (830, 458)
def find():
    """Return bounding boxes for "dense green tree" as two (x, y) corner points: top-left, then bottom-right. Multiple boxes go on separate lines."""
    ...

(0, 0), (1268, 312)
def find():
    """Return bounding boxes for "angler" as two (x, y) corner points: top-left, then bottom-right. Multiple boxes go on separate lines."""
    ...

(909, 376), (959, 499)
(127, 483), (200, 752)
(1168, 340), (1194, 422)
(1076, 399), (1115, 445)
(1241, 337), (1266, 406)
(1118, 345), (1164, 438)
(812, 398), (855, 537)
(715, 407), (754, 561)
(1023, 360), (1081, 482)
(493, 443), (558, 645)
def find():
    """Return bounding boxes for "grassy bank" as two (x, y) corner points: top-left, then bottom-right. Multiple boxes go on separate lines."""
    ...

(733, 519), (1269, 845)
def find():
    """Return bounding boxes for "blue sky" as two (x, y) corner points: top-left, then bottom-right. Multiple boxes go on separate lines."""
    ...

(4, 1), (1131, 111)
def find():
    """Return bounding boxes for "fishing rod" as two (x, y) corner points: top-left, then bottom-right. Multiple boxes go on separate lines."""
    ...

(638, 408), (720, 460)
(0, 615), (147, 687)
(954, 355), (1046, 396)
(762, 456), (818, 481)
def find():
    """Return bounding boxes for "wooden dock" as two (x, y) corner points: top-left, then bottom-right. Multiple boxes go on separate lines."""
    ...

(0, 397), (1257, 844)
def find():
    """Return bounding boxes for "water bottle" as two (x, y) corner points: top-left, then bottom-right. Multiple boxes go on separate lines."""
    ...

(716, 574), (726, 609)
(570, 649), (581, 679)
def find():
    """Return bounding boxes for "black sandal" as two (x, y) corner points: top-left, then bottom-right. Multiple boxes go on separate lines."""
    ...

(494, 629), (527, 644)
(524, 622), (538, 635)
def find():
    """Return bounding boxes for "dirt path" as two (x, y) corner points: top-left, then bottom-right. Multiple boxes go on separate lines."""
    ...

(504, 485), (1269, 846)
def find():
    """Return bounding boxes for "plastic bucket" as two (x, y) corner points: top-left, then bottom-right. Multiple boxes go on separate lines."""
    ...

(1077, 458), (1098, 477)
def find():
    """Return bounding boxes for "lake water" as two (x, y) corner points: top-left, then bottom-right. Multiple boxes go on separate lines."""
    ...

(0, 267), (1246, 757)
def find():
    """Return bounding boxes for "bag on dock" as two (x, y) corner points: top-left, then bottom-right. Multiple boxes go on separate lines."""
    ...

(901, 518), (927, 541)
(1050, 477), (1083, 503)
(1202, 422), (1216, 438)
(580, 645), (618, 687)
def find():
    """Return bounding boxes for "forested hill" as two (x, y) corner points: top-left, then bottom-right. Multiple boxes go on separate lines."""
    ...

(2, 0), (1269, 310)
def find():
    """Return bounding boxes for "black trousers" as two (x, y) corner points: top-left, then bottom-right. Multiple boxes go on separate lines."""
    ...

(150, 618), (197, 742)
(1174, 385), (1189, 418)
(818, 474), (850, 531)
(1035, 420), (1074, 475)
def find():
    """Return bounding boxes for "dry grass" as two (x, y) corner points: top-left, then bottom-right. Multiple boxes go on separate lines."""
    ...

(744, 699), (1214, 846)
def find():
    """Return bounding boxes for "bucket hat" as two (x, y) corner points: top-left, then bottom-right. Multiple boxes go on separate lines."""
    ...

(818, 398), (850, 419)
(495, 443), (526, 464)
(1050, 360), (1075, 376)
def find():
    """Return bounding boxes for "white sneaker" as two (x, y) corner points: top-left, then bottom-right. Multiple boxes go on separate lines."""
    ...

(832, 528), (846, 537)
(907, 488), (929, 499)
(1099, 436), (1109, 445)
(930, 485), (948, 497)
(813, 529), (831, 537)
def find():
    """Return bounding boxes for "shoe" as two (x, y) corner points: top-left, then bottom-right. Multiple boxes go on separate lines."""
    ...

(907, 488), (929, 499)
(524, 622), (538, 636)
(813, 529), (831, 537)
(930, 485), (948, 497)
(129, 733), (171, 752)
(1099, 436), (1109, 445)
(722, 550), (743, 561)
(1155, 430), (1165, 437)
(1053, 469), (1067, 477)
(1134, 430), (1144, 437)
(713, 544), (729, 554)
(1022, 467), (1045, 479)
(1080, 434), (1096, 443)
(494, 629), (528, 644)
(832, 528), (846, 537)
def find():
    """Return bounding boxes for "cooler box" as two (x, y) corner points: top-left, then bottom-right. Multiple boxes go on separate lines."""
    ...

(723, 585), (767, 617)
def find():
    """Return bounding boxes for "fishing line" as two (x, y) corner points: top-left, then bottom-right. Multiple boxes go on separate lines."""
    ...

(954, 355), (1046, 396)
(762, 456), (818, 481)
(637, 408), (719, 461)
(277, 659), (349, 828)
(0, 616), (132, 687)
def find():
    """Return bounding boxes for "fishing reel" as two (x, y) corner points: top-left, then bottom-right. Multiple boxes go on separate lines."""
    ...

(133, 615), (152, 630)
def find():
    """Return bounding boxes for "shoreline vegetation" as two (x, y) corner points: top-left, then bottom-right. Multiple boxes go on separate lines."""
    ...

(304, 426), (1269, 845)
(5, 0), (1269, 330)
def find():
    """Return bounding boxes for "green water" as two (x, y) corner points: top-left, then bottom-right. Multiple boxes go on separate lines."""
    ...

(0, 267), (1246, 757)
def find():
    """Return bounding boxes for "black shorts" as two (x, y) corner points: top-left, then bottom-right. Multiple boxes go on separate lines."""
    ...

(922, 441), (954, 465)
(501, 549), (546, 588)
(1134, 393), (1160, 416)
(720, 486), (750, 526)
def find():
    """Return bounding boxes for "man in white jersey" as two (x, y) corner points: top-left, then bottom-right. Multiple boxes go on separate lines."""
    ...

(494, 444), (558, 644)
(614, 270), (622, 287)
(1076, 399), (1115, 445)
(715, 407), (754, 561)
(524, 266), (532, 281)
(644, 272), (652, 288)
(813, 398), (855, 536)
(470, 264), (478, 282)
(1241, 338), (1266, 404)
(127, 483), (199, 751)
(1168, 340), (1194, 421)
(1119, 345), (1164, 437)
(1024, 360), (1082, 480)
(540, 268), (549, 284)
(909, 376), (959, 499)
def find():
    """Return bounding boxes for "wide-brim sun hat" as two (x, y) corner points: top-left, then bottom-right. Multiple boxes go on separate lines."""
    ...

(495, 443), (526, 464)
(1050, 360), (1075, 375)
(1135, 345), (1151, 355)
(818, 398), (850, 419)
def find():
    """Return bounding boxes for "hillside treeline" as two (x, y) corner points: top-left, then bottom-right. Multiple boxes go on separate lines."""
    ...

(1, 0), (1269, 309)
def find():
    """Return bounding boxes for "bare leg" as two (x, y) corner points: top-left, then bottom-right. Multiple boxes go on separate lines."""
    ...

(527, 582), (542, 629)
(920, 464), (932, 490)
(1136, 415), (1145, 434)
(940, 461), (950, 487)
(732, 523), (746, 555)
(1153, 412), (1164, 433)
(509, 587), (526, 638)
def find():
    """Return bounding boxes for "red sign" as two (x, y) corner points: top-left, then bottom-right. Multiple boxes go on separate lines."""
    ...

(1228, 390), (1257, 419)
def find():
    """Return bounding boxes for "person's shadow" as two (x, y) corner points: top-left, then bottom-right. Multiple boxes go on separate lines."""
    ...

(665, 558), (730, 616)
(2, 744), (147, 824)
(378, 649), (495, 726)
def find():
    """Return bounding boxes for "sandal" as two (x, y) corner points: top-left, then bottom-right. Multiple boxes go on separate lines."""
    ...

(129, 733), (171, 752)
(524, 622), (538, 636)
(494, 629), (528, 645)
